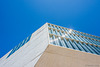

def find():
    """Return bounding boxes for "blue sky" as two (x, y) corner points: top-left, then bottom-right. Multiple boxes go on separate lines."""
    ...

(0, 0), (100, 58)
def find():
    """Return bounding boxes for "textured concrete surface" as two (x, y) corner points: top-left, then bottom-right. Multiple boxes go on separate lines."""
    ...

(35, 44), (100, 67)
(0, 23), (49, 67)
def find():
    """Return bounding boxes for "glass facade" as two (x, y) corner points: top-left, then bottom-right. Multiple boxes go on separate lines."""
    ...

(48, 23), (100, 55)
(7, 35), (32, 58)
(6, 23), (100, 58)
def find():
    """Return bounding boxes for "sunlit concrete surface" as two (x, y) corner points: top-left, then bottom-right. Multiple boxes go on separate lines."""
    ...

(35, 44), (100, 67)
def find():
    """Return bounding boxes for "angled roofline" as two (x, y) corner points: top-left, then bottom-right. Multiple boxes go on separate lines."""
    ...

(47, 23), (100, 38)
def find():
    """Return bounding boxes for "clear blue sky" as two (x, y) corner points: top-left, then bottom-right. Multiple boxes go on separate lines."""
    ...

(0, 0), (100, 58)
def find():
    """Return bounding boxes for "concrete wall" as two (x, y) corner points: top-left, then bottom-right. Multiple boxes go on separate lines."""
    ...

(35, 44), (100, 67)
(0, 23), (49, 67)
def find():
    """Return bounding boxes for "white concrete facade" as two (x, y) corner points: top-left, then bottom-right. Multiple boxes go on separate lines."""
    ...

(0, 23), (100, 67)
(0, 23), (49, 67)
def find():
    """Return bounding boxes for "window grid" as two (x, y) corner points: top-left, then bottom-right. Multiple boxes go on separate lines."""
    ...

(48, 23), (100, 55)
(7, 35), (32, 58)
(48, 24), (100, 41)
(48, 28), (100, 46)
(49, 34), (100, 55)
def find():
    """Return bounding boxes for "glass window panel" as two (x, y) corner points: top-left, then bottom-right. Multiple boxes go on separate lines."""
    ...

(74, 41), (86, 52)
(63, 38), (73, 49)
(7, 34), (32, 58)
(51, 29), (54, 34)
(61, 38), (69, 48)
(70, 34), (76, 40)
(51, 25), (54, 28)
(52, 35), (57, 45)
(69, 34), (74, 39)
(48, 24), (51, 27)
(92, 45), (100, 52)
(58, 37), (64, 47)
(68, 39), (76, 49)
(78, 42), (91, 53)
(74, 35), (80, 41)
(55, 30), (59, 35)
(56, 26), (60, 30)
(70, 40), (79, 50)
(62, 32), (69, 38)
(87, 44), (100, 55)
(59, 31), (62, 36)
(48, 29), (51, 34)
(83, 43), (96, 54)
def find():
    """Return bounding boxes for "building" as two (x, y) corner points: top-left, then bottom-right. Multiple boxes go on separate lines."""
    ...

(0, 23), (100, 67)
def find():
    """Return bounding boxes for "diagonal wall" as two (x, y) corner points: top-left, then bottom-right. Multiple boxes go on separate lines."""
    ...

(35, 44), (100, 67)
(0, 23), (49, 67)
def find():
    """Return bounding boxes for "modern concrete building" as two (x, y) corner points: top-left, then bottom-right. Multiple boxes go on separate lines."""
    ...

(0, 23), (100, 67)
